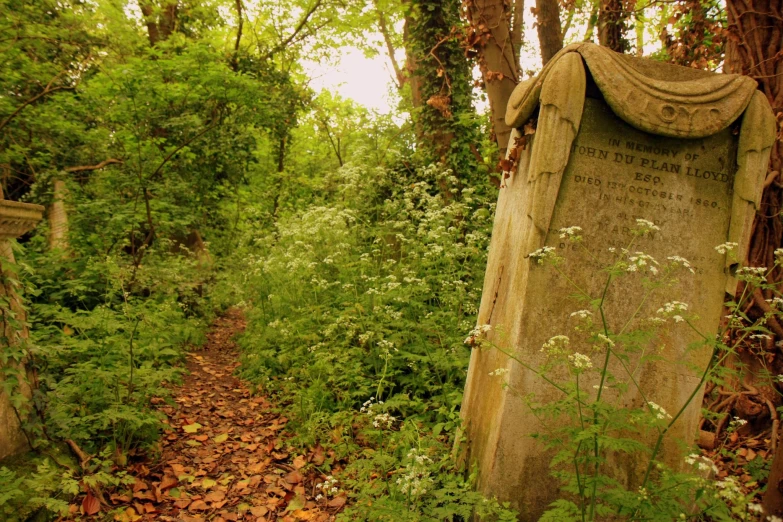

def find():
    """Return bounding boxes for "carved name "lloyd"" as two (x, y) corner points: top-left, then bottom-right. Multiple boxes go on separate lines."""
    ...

(623, 91), (722, 128)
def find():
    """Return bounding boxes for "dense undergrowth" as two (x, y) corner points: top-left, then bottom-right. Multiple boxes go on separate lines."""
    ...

(222, 156), (518, 520)
(0, 242), (211, 519)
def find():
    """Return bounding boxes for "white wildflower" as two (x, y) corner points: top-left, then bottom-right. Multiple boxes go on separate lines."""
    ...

(596, 333), (615, 347)
(568, 352), (593, 370)
(464, 324), (492, 346)
(529, 246), (558, 264)
(728, 416), (748, 431)
(626, 251), (659, 274)
(634, 219), (660, 233)
(489, 367), (510, 377)
(667, 255), (695, 274)
(736, 266), (767, 283)
(373, 413), (396, 429)
(570, 310), (592, 320)
(541, 335), (570, 357)
(657, 301), (688, 315)
(559, 226), (583, 242)
(647, 401), (672, 420)
(396, 449), (433, 498)
(715, 242), (738, 255)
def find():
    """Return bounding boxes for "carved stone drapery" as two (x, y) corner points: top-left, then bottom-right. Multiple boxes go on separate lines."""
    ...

(506, 43), (775, 288)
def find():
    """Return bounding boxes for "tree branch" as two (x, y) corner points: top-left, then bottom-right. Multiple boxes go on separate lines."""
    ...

(511, 0), (525, 67)
(147, 119), (220, 181)
(375, 1), (405, 90)
(65, 159), (123, 173)
(0, 84), (74, 134)
(262, 0), (324, 60)
(232, 0), (244, 71)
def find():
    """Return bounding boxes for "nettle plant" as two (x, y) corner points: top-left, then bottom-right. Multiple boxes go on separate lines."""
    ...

(470, 219), (783, 522)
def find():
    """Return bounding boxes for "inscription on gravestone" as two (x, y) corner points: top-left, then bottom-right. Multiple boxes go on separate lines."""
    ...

(459, 43), (776, 520)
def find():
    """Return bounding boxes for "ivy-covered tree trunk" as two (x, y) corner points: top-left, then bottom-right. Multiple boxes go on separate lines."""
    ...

(597, 0), (629, 53)
(722, 0), (783, 513)
(407, 0), (481, 186)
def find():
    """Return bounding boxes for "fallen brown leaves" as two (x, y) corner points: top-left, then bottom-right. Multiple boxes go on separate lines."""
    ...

(65, 309), (343, 522)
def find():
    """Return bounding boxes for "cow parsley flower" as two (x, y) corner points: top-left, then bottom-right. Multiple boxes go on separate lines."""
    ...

(657, 301), (688, 315)
(736, 266), (767, 283)
(396, 449), (433, 498)
(648, 401), (671, 420)
(667, 255), (695, 274)
(541, 335), (570, 357)
(634, 219), (660, 234)
(559, 226), (583, 242)
(596, 333), (615, 347)
(529, 246), (558, 264)
(373, 413), (396, 429)
(464, 324), (491, 346)
(568, 352), (593, 370)
(715, 242), (738, 255)
(626, 252), (659, 274)
(570, 309), (592, 320)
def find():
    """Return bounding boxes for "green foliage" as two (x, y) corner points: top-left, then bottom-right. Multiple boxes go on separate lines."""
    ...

(0, 448), (135, 520)
(228, 149), (514, 517)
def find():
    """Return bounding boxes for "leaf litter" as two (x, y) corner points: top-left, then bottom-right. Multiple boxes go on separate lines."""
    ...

(69, 309), (341, 522)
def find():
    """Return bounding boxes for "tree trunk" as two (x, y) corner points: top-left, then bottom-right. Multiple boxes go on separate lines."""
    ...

(403, 13), (424, 110)
(138, 0), (178, 46)
(511, 0), (525, 69)
(47, 179), (69, 252)
(721, 0), (783, 515)
(375, 0), (406, 91)
(407, 0), (481, 186)
(534, 0), (563, 65)
(597, 0), (629, 53)
(465, 0), (520, 156)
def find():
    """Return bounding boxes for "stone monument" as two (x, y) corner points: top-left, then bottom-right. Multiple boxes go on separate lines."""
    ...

(459, 43), (776, 518)
(0, 196), (44, 460)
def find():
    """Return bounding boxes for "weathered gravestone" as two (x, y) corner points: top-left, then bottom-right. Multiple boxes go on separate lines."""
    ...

(0, 197), (44, 460)
(459, 43), (776, 519)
